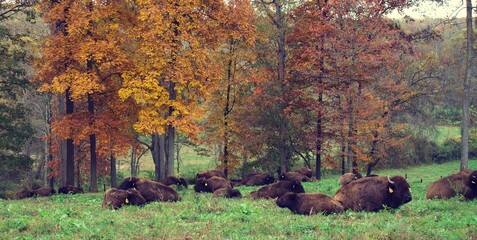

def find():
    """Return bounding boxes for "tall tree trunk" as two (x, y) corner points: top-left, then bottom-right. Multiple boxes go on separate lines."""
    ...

(88, 96), (98, 192)
(461, 0), (473, 172)
(131, 145), (137, 177)
(315, 93), (323, 180)
(166, 81), (176, 177)
(277, 1), (288, 175)
(159, 134), (167, 180)
(152, 133), (160, 181)
(65, 88), (75, 186)
(223, 57), (234, 179)
(110, 155), (117, 188)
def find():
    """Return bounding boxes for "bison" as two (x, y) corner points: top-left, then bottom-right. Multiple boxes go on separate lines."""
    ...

(276, 192), (344, 215)
(338, 172), (363, 186)
(249, 180), (305, 199)
(162, 176), (188, 189)
(333, 175), (412, 212)
(280, 172), (313, 182)
(426, 170), (477, 200)
(117, 177), (181, 202)
(33, 187), (56, 197)
(196, 170), (226, 179)
(102, 188), (146, 210)
(212, 188), (242, 198)
(58, 185), (84, 194)
(296, 167), (313, 178)
(194, 176), (232, 193)
(13, 189), (34, 200)
(244, 173), (275, 186)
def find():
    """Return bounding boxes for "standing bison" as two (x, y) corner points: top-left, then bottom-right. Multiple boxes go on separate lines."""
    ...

(276, 192), (344, 215)
(426, 170), (477, 200)
(338, 172), (363, 186)
(117, 177), (181, 202)
(249, 181), (305, 199)
(102, 188), (146, 210)
(333, 175), (412, 212)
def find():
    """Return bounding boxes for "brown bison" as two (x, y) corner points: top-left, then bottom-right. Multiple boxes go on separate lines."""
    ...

(333, 175), (412, 212)
(196, 170), (226, 179)
(213, 188), (242, 198)
(244, 173), (275, 186)
(58, 185), (84, 194)
(162, 176), (188, 189)
(117, 177), (181, 202)
(276, 192), (344, 215)
(249, 180), (305, 199)
(33, 187), (56, 197)
(240, 173), (259, 185)
(426, 170), (477, 200)
(338, 172), (363, 186)
(13, 189), (34, 199)
(280, 172), (313, 182)
(296, 167), (313, 178)
(102, 188), (146, 210)
(194, 176), (232, 193)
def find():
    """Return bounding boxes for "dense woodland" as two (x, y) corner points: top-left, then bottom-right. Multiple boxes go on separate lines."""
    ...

(1, 0), (476, 197)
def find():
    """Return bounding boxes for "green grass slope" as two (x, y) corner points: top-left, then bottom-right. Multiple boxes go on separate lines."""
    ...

(1, 160), (476, 240)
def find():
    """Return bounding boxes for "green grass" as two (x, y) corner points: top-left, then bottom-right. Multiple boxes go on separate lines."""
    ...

(1, 160), (476, 240)
(434, 126), (460, 145)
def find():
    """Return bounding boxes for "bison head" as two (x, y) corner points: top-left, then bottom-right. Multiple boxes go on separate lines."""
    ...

(276, 192), (297, 209)
(194, 178), (208, 192)
(467, 171), (477, 190)
(117, 177), (140, 190)
(387, 176), (412, 208)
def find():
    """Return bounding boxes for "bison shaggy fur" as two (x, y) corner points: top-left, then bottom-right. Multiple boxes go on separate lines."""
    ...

(102, 188), (146, 210)
(296, 167), (313, 178)
(196, 170), (226, 179)
(280, 172), (313, 182)
(117, 177), (181, 202)
(33, 187), (56, 197)
(213, 187), (242, 198)
(426, 170), (477, 200)
(244, 173), (275, 186)
(333, 175), (412, 212)
(338, 172), (363, 186)
(276, 192), (344, 215)
(194, 176), (231, 193)
(249, 180), (305, 199)
(58, 185), (84, 194)
(13, 189), (34, 199)
(162, 176), (188, 189)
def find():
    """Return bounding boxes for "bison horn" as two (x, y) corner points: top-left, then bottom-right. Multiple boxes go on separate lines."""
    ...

(387, 177), (394, 185)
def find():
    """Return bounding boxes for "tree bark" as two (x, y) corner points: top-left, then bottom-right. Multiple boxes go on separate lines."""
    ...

(110, 155), (117, 188)
(65, 88), (75, 186)
(461, 0), (473, 172)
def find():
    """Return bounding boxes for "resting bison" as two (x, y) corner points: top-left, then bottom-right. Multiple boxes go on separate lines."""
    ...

(162, 176), (188, 189)
(117, 177), (181, 202)
(338, 172), (363, 186)
(13, 189), (34, 200)
(276, 192), (344, 215)
(244, 173), (275, 186)
(280, 172), (313, 182)
(213, 187), (242, 198)
(249, 180), (305, 199)
(196, 170), (226, 179)
(194, 176), (232, 193)
(333, 175), (412, 212)
(426, 170), (477, 200)
(33, 187), (56, 197)
(296, 167), (313, 178)
(102, 188), (146, 210)
(58, 185), (84, 194)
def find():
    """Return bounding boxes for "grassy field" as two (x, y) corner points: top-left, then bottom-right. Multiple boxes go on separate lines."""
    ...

(1, 160), (476, 240)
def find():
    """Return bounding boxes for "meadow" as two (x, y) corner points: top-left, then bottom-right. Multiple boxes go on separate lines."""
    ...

(1, 160), (476, 240)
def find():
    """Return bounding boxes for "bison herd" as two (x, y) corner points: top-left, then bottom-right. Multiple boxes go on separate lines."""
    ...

(13, 168), (477, 216)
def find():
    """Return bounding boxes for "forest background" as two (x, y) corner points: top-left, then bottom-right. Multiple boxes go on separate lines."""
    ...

(1, 0), (476, 197)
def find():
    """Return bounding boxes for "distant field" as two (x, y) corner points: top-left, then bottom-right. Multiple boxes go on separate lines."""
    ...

(1, 160), (476, 239)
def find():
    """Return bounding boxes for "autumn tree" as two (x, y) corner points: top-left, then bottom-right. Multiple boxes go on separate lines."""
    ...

(202, 0), (256, 178)
(119, 0), (225, 181)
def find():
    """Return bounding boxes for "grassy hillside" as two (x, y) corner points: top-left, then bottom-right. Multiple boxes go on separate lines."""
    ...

(1, 160), (476, 240)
